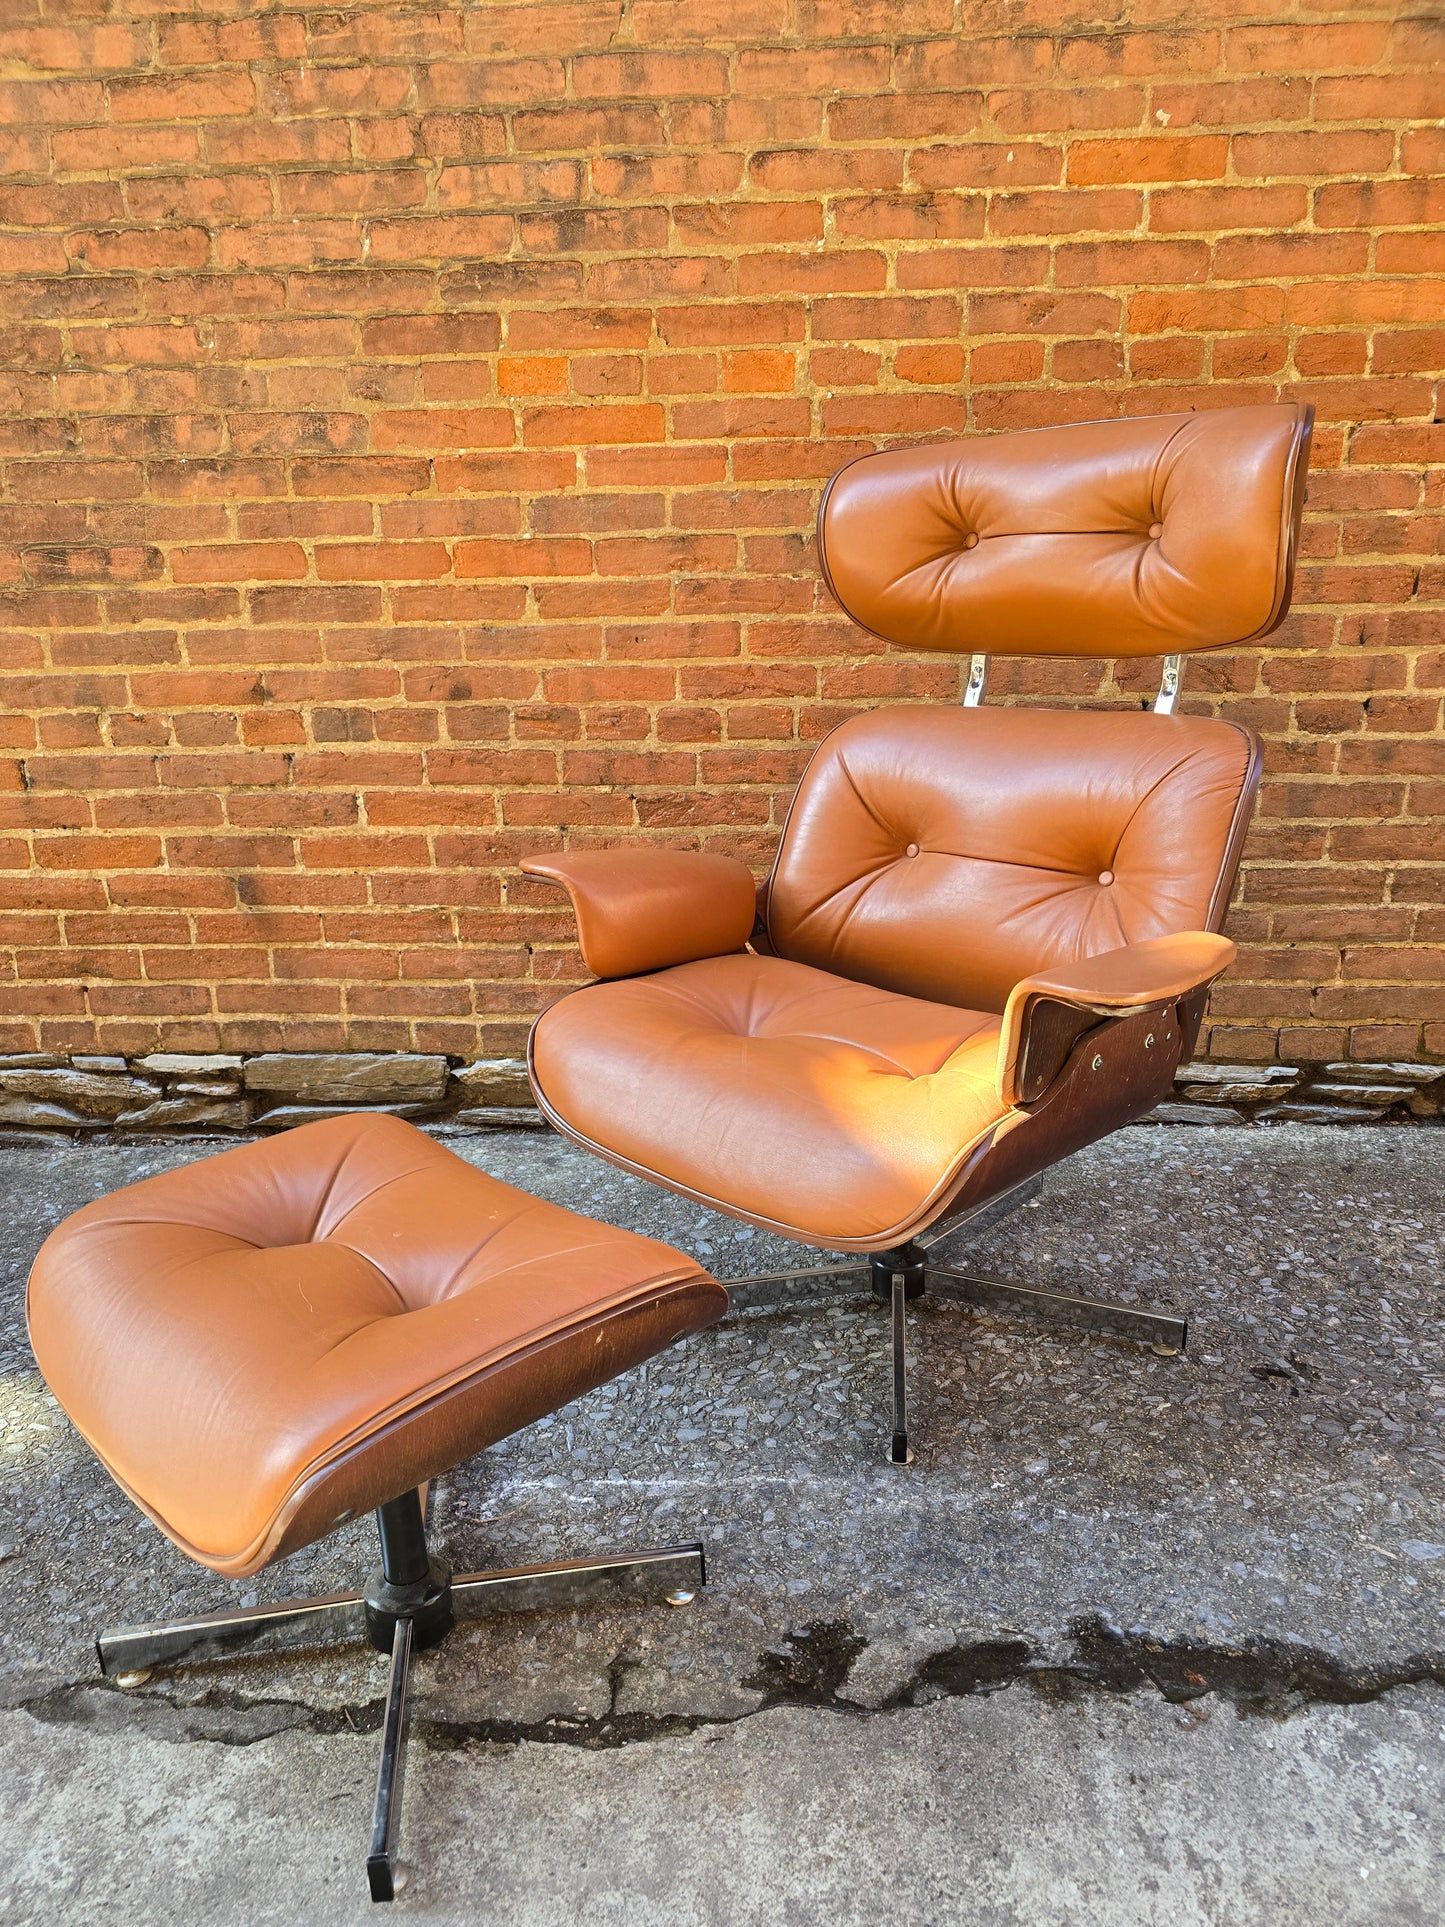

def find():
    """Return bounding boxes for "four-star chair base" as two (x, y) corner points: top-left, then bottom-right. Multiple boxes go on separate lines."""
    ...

(97, 1487), (705, 1904)
(726, 1216), (1188, 1466)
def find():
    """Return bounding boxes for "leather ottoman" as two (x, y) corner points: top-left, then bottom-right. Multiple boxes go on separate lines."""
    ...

(27, 1111), (727, 1901)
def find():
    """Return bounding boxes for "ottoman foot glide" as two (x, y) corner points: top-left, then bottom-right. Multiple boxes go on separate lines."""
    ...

(27, 1113), (727, 1904)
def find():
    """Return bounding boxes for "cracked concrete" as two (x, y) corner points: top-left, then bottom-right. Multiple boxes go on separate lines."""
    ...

(2, 1122), (1443, 1922)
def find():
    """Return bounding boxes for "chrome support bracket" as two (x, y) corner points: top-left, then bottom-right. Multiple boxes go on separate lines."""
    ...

(98, 1588), (369, 1678)
(927, 1264), (1187, 1353)
(450, 1543), (705, 1619)
(96, 1522), (708, 1906)
(890, 1274), (912, 1465)
(723, 1262), (869, 1312)
(98, 1544), (707, 1678)
(962, 653), (989, 706)
(716, 1182), (1186, 1460)
(870, 1247), (923, 1464)
(1154, 653), (1183, 716)
(367, 1617), (413, 1904)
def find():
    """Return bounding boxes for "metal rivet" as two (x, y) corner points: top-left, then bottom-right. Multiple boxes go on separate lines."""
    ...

(116, 1668), (153, 1690)
(1144, 1033), (1155, 1049)
(665, 1589), (695, 1607)
(1091, 1055), (1103, 1071)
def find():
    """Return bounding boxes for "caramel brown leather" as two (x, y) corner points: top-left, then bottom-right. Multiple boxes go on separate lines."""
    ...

(818, 403), (1313, 658)
(521, 849), (756, 980)
(26, 1113), (726, 1577)
(996, 931), (1235, 1107)
(526, 402), (1300, 1254)
(528, 706), (1260, 1251)
(531, 953), (1008, 1249)
(766, 706), (1259, 1015)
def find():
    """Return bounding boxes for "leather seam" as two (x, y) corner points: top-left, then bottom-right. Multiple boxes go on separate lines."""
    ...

(764, 707), (866, 956)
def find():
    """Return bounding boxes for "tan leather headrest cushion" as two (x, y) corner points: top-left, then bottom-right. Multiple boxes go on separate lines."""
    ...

(818, 403), (1312, 660)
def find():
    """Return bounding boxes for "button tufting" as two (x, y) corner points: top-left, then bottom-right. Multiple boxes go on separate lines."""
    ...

(1098, 869), (1114, 885)
(1148, 521), (1164, 540)
(962, 532), (979, 549)
(905, 842), (920, 858)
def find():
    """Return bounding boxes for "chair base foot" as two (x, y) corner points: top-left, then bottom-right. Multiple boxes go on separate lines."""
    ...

(367, 1615), (412, 1903)
(926, 1264), (1188, 1353)
(723, 1245), (1189, 1466)
(96, 1525), (707, 1905)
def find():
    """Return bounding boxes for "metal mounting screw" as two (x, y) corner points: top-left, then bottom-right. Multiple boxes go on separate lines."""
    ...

(1091, 1054), (1103, 1071)
(1144, 1033), (1155, 1049)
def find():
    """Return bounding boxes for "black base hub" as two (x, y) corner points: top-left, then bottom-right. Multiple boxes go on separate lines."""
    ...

(870, 1244), (926, 1303)
(364, 1554), (454, 1653)
(365, 1486), (455, 1653)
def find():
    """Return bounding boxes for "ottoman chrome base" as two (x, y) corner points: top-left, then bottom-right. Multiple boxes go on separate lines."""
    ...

(99, 1488), (706, 1904)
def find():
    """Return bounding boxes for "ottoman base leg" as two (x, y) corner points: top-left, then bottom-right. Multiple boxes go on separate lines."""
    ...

(95, 1493), (708, 1904)
(367, 1616), (413, 1904)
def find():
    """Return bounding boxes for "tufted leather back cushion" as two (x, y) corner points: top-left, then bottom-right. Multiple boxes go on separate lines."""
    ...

(766, 706), (1261, 1014)
(818, 404), (1311, 659)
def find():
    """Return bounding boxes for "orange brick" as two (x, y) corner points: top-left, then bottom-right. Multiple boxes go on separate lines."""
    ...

(895, 344), (966, 385)
(497, 356), (569, 396)
(0, 3), (1438, 1058)
(722, 350), (796, 393)
(1066, 138), (1228, 186)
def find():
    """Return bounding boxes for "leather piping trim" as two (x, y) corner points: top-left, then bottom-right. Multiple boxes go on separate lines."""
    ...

(1254, 401), (1314, 642)
(67, 1267), (721, 1576)
(1203, 721), (1265, 932)
(816, 451), (926, 657)
(527, 999), (1015, 1257)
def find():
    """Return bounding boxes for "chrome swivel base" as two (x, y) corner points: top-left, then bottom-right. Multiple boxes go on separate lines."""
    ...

(97, 1490), (705, 1904)
(728, 1220), (1187, 1466)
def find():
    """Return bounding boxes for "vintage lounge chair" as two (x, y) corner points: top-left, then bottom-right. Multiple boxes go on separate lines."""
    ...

(522, 403), (1313, 1464)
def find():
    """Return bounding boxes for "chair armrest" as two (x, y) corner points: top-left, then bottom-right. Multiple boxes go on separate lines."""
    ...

(520, 850), (758, 980)
(997, 931), (1236, 1107)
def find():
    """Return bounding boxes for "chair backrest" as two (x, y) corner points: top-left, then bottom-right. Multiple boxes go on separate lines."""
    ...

(817, 403), (1312, 659)
(765, 706), (1261, 1014)
(769, 403), (1309, 1012)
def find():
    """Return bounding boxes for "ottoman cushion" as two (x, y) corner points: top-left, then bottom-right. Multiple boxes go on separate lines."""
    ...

(27, 1112), (725, 1578)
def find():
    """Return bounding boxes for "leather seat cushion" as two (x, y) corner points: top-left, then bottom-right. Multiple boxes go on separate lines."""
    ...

(26, 1113), (725, 1578)
(530, 953), (1009, 1250)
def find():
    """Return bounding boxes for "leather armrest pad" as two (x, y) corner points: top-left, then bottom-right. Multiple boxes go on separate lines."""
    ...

(997, 931), (1236, 1107)
(521, 850), (758, 980)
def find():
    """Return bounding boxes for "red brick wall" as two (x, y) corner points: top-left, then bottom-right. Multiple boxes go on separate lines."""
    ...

(1, 2), (1441, 1065)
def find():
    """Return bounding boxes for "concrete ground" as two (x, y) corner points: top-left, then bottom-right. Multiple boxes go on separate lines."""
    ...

(1, 1122), (1442, 1925)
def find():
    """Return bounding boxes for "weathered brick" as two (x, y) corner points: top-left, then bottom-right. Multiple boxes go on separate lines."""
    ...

(0, 5), (1432, 1060)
